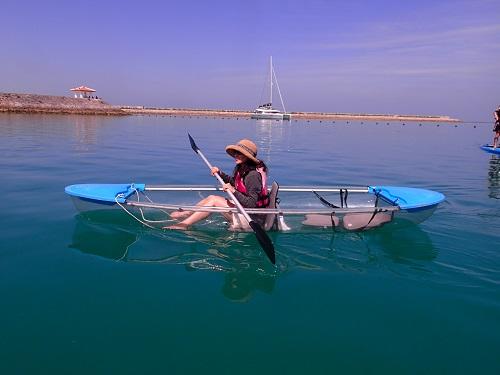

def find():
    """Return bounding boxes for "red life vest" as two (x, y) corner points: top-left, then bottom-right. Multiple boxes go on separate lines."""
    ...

(234, 167), (269, 207)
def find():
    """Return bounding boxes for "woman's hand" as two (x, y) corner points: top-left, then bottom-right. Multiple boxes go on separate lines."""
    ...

(211, 166), (220, 176)
(222, 183), (236, 193)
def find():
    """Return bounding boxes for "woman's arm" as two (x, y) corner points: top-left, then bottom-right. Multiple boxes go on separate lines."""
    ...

(219, 170), (234, 184)
(212, 166), (233, 184)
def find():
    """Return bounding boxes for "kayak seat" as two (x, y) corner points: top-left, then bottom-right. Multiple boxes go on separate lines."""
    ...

(302, 214), (340, 228)
(229, 182), (280, 232)
(342, 212), (392, 231)
(264, 182), (280, 231)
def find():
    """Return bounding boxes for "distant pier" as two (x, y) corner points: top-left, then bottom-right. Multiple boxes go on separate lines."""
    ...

(0, 92), (460, 122)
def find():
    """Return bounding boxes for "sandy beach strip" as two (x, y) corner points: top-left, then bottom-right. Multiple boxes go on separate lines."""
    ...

(120, 106), (460, 122)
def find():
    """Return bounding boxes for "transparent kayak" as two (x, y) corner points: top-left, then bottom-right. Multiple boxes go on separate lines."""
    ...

(65, 183), (445, 232)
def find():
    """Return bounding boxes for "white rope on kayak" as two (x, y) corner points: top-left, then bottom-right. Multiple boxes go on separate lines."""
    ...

(115, 193), (155, 229)
(114, 188), (175, 229)
(133, 189), (175, 225)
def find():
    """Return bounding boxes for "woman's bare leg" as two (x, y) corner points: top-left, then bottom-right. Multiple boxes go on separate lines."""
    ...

(170, 195), (214, 219)
(165, 195), (230, 229)
(180, 196), (230, 225)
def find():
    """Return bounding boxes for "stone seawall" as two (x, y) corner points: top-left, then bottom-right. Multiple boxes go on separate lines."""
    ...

(0, 93), (127, 115)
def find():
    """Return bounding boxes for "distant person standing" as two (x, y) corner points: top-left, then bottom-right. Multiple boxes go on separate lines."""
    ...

(493, 105), (500, 149)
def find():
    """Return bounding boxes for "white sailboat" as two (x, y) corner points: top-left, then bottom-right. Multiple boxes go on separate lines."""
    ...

(251, 56), (291, 120)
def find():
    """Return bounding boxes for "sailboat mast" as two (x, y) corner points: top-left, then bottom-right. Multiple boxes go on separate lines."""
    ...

(273, 67), (287, 113)
(270, 56), (273, 106)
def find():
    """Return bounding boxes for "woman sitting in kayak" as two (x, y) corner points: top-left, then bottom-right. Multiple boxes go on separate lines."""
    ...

(165, 139), (269, 230)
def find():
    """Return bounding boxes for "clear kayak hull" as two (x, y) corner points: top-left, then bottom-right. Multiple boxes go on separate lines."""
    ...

(65, 183), (445, 232)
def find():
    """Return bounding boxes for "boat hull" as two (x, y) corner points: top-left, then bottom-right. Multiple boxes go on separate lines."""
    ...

(251, 113), (284, 120)
(251, 109), (291, 120)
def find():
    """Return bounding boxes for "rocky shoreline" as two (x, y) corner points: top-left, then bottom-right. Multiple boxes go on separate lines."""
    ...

(0, 93), (126, 115)
(0, 92), (460, 122)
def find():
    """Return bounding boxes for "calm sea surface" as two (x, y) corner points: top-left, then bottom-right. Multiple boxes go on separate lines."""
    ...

(0, 114), (499, 374)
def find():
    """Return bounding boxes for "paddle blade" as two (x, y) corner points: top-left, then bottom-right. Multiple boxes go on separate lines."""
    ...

(188, 133), (199, 153)
(249, 221), (276, 265)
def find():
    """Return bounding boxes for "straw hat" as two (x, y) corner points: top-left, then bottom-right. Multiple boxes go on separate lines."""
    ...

(225, 139), (259, 163)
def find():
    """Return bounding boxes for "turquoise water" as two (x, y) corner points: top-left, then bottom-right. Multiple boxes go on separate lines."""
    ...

(1, 113), (499, 374)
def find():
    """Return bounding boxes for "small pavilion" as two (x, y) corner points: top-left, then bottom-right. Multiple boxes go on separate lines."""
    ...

(70, 85), (97, 99)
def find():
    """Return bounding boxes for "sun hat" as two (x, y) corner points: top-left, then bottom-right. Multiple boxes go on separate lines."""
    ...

(225, 139), (259, 163)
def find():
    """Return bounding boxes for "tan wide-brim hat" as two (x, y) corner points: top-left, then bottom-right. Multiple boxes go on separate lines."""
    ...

(225, 139), (259, 163)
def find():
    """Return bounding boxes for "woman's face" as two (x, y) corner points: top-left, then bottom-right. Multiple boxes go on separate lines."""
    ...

(233, 151), (248, 164)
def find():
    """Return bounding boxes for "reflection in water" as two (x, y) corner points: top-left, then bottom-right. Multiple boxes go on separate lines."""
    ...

(0, 114), (113, 152)
(220, 269), (275, 302)
(70, 115), (115, 152)
(69, 214), (278, 302)
(362, 226), (438, 264)
(70, 213), (437, 301)
(487, 155), (500, 199)
(69, 218), (138, 260)
(277, 225), (437, 276)
(255, 119), (291, 164)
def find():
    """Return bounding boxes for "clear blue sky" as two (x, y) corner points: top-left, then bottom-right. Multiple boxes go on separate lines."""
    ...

(2, 0), (499, 120)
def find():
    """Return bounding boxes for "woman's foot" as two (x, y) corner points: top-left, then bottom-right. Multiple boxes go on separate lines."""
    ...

(170, 210), (192, 220)
(163, 223), (190, 230)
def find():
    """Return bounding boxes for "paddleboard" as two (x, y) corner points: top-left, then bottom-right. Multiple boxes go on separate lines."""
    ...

(480, 144), (500, 155)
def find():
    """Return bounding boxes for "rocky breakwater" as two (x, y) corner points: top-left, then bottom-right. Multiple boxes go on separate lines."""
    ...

(0, 92), (127, 115)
